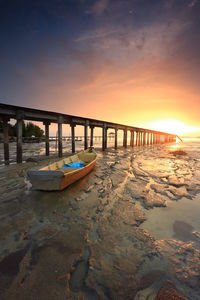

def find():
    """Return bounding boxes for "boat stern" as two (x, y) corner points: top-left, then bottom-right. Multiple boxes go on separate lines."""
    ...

(27, 169), (64, 191)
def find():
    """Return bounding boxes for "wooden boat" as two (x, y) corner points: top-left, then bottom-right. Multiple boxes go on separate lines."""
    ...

(27, 148), (97, 191)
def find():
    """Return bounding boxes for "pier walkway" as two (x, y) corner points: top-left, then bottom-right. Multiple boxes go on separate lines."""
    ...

(0, 103), (176, 164)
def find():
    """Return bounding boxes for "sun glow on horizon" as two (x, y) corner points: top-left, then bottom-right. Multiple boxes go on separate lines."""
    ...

(148, 119), (198, 136)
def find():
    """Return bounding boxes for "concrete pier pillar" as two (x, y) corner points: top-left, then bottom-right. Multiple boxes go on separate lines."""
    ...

(43, 121), (50, 156)
(90, 126), (94, 147)
(102, 124), (107, 151)
(84, 121), (89, 150)
(70, 124), (76, 153)
(16, 114), (23, 163)
(115, 127), (118, 149)
(130, 130), (134, 147)
(139, 132), (142, 146)
(136, 132), (138, 146)
(163, 135), (165, 144)
(58, 116), (63, 157)
(123, 128), (127, 148)
(3, 118), (10, 165)
(105, 128), (108, 149)
(147, 132), (149, 145)
(143, 132), (146, 146)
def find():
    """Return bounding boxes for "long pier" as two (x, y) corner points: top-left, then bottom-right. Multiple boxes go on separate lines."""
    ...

(0, 103), (176, 164)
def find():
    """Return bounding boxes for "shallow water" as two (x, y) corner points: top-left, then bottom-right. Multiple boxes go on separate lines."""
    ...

(141, 138), (200, 243)
(141, 195), (200, 241)
(0, 137), (123, 165)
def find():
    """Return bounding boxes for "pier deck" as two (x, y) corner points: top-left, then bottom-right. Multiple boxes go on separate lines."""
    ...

(0, 103), (176, 164)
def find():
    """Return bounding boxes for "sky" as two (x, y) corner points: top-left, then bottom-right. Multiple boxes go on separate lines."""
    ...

(0, 0), (200, 136)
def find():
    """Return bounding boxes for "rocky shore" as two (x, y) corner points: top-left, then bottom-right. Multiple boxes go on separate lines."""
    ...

(0, 143), (200, 299)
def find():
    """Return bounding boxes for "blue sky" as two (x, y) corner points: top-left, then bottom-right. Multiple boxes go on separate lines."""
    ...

(1, 0), (200, 134)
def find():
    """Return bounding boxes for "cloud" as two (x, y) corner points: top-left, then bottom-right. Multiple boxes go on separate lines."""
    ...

(1, 0), (200, 125)
(92, 0), (109, 15)
(188, 0), (198, 8)
(74, 28), (119, 42)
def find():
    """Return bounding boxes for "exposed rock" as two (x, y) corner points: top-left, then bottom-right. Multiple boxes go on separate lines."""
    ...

(150, 184), (168, 195)
(85, 185), (94, 193)
(156, 282), (188, 299)
(192, 231), (200, 239)
(110, 200), (146, 226)
(26, 157), (38, 162)
(168, 175), (185, 187)
(86, 224), (157, 300)
(1, 145), (200, 300)
(156, 239), (200, 297)
(169, 150), (187, 156)
(75, 196), (83, 201)
(143, 191), (166, 208)
(109, 171), (127, 187)
(168, 186), (188, 198)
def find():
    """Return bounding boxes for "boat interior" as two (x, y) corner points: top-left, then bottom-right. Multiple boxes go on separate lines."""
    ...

(41, 150), (97, 173)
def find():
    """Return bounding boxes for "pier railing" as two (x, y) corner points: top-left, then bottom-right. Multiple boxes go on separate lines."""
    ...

(0, 103), (176, 164)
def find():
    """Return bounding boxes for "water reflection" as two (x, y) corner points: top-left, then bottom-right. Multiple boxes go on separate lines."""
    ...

(141, 195), (200, 243)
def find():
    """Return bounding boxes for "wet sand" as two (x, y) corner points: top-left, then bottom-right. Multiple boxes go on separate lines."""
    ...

(0, 141), (200, 299)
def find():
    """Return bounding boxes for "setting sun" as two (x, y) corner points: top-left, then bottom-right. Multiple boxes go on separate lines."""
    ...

(148, 120), (198, 136)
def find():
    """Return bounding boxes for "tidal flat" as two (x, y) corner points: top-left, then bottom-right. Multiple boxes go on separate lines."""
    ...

(0, 141), (200, 300)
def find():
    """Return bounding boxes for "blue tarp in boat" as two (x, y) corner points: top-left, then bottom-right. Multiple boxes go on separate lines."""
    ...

(62, 161), (85, 168)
